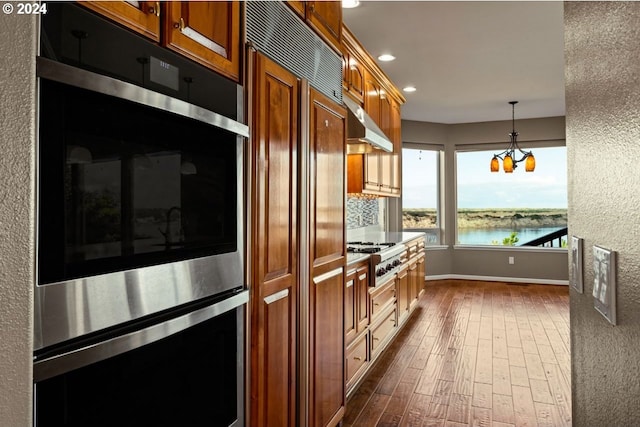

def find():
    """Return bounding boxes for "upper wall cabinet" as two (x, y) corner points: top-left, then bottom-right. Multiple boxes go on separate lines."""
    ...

(343, 26), (405, 197)
(285, 1), (342, 53)
(164, 2), (241, 82)
(80, 1), (161, 41)
(305, 1), (342, 53)
(79, 1), (241, 82)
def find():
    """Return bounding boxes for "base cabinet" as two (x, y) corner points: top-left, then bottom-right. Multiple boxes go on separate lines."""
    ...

(345, 235), (426, 397)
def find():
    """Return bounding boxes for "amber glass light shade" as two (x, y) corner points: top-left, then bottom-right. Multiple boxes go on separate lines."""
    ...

(525, 153), (536, 172)
(490, 156), (499, 172)
(503, 154), (514, 173)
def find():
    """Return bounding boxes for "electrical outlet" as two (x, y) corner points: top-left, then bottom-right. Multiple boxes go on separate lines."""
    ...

(508, 256), (515, 265)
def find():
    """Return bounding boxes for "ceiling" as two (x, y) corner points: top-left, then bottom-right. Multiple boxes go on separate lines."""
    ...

(342, 1), (565, 124)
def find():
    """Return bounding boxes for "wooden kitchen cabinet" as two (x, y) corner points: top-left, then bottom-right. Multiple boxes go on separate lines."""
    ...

(80, 1), (161, 41)
(343, 26), (404, 197)
(164, 1), (241, 81)
(396, 263), (410, 325)
(249, 52), (299, 427)
(345, 261), (369, 346)
(341, 28), (366, 105)
(308, 87), (347, 427)
(406, 237), (426, 310)
(355, 265), (370, 332)
(80, 1), (241, 82)
(284, 1), (341, 53)
(305, 1), (342, 53)
(285, 0), (306, 18)
(346, 332), (368, 391)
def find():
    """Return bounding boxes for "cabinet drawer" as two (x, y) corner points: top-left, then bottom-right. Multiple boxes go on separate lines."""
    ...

(346, 333), (368, 389)
(370, 306), (397, 357)
(369, 278), (395, 321)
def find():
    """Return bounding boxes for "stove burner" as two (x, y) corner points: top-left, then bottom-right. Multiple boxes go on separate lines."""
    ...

(347, 241), (396, 247)
(347, 246), (382, 254)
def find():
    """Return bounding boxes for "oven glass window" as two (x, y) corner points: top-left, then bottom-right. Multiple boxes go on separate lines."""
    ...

(35, 308), (240, 426)
(38, 80), (238, 284)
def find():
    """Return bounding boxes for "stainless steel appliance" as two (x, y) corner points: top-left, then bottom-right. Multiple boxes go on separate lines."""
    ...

(34, 4), (248, 426)
(36, 3), (249, 350)
(347, 242), (407, 286)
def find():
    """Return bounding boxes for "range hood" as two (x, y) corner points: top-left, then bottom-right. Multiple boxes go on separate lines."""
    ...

(343, 96), (393, 154)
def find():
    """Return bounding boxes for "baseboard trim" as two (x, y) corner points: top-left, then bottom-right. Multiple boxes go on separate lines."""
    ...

(425, 274), (569, 286)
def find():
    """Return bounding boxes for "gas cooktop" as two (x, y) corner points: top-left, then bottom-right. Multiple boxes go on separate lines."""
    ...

(346, 241), (397, 253)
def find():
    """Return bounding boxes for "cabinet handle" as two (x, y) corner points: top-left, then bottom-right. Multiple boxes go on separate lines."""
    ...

(148, 2), (160, 16)
(373, 337), (379, 341)
(353, 356), (362, 361)
(374, 302), (379, 306)
(174, 17), (185, 31)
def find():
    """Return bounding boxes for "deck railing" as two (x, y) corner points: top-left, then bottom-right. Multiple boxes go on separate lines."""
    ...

(521, 227), (568, 248)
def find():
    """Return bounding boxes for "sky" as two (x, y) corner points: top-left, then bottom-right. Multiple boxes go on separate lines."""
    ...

(402, 146), (568, 209)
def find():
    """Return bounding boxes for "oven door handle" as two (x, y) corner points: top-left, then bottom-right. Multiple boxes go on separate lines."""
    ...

(33, 290), (248, 382)
(36, 56), (250, 138)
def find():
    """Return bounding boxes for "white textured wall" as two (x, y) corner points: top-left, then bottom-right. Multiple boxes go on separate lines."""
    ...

(0, 13), (36, 426)
(565, 2), (640, 425)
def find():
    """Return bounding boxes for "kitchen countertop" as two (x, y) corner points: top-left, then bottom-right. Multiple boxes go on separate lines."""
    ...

(346, 232), (426, 266)
(346, 252), (370, 266)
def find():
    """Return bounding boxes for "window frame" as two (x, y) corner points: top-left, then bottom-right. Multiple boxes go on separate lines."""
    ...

(401, 143), (444, 245)
(454, 140), (567, 248)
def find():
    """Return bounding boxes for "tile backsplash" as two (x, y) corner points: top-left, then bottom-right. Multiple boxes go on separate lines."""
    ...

(346, 195), (380, 230)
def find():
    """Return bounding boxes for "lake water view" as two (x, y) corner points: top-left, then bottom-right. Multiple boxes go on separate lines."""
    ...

(457, 227), (565, 246)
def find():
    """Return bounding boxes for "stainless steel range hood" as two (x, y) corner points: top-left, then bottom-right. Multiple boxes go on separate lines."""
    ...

(343, 96), (393, 154)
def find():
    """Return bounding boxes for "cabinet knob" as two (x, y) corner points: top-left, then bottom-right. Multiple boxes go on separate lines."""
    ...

(174, 17), (185, 31)
(148, 2), (160, 17)
(353, 356), (362, 361)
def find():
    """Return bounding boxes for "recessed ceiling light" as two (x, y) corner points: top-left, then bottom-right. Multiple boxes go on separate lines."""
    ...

(342, 0), (360, 8)
(378, 54), (396, 62)
(403, 86), (417, 93)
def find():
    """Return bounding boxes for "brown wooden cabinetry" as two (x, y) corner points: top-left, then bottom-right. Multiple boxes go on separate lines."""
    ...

(406, 237), (426, 311)
(305, 1), (342, 53)
(345, 260), (370, 394)
(343, 26), (405, 197)
(250, 53), (347, 427)
(285, 1), (342, 53)
(308, 87), (346, 427)
(346, 332), (368, 390)
(80, 1), (241, 81)
(345, 261), (369, 346)
(249, 52), (299, 427)
(396, 263), (410, 324)
(164, 1), (240, 81)
(80, 1), (161, 41)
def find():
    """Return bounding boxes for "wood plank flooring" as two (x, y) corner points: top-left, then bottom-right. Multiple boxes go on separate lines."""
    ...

(344, 280), (571, 427)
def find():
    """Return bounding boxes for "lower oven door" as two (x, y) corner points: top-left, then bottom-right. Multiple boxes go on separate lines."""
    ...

(33, 290), (247, 427)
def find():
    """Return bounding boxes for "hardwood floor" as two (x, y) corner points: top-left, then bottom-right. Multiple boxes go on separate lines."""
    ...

(344, 280), (571, 427)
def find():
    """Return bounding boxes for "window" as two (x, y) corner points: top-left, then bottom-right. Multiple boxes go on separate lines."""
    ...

(402, 147), (441, 245)
(456, 146), (567, 246)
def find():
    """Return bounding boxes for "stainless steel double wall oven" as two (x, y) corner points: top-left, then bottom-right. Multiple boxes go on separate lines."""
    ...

(34, 4), (247, 426)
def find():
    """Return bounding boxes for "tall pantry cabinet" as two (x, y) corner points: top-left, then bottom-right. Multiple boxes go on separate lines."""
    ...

(248, 51), (346, 427)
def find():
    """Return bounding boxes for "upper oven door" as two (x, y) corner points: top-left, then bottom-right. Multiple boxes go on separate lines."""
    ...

(35, 57), (249, 350)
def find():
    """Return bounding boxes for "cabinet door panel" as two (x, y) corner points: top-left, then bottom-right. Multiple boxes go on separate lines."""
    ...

(262, 291), (295, 427)
(164, 1), (240, 81)
(309, 88), (346, 427)
(250, 53), (299, 427)
(312, 267), (346, 427)
(306, 1), (342, 52)
(356, 266), (369, 332)
(345, 270), (357, 345)
(310, 92), (346, 265)
(80, 1), (160, 41)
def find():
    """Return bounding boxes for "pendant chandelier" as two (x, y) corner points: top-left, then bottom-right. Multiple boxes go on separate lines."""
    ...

(490, 101), (535, 173)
